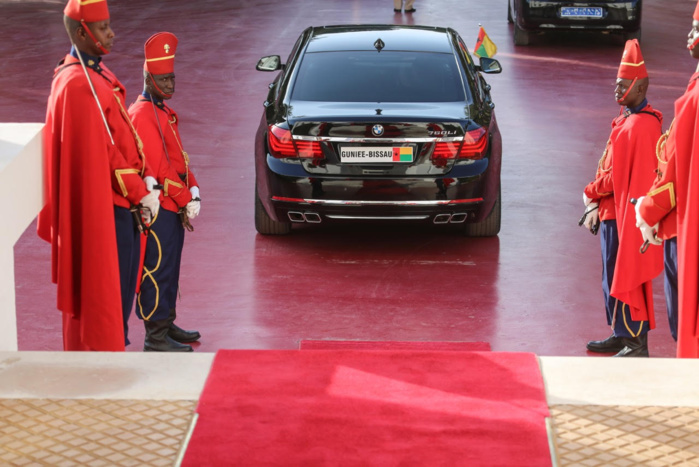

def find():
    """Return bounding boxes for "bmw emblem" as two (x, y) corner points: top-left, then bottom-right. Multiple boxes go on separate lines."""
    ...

(372, 124), (384, 137)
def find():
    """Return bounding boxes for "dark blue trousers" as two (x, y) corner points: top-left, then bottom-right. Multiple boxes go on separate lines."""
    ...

(114, 206), (141, 346)
(137, 209), (185, 322)
(664, 237), (678, 341)
(600, 220), (648, 338)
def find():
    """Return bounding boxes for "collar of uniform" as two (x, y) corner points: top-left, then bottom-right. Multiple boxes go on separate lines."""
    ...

(624, 98), (648, 115)
(141, 91), (166, 109)
(70, 45), (102, 72)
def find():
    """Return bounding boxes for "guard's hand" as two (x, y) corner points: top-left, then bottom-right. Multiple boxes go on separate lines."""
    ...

(190, 186), (200, 200)
(144, 176), (158, 192)
(639, 221), (662, 246)
(186, 199), (200, 219)
(141, 209), (152, 225)
(583, 203), (599, 231)
(583, 192), (593, 207)
(140, 189), (161, 220)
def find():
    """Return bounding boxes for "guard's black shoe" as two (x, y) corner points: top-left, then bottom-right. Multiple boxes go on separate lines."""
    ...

(144, 335), (193, 352)
(405, 8), (416, 13)
(613, 334), (649, 358)
(168, 323), (201, 343)
(144, 319), (193, 352)
(393, 8), (401, 12)
(586, 334), (625, 353)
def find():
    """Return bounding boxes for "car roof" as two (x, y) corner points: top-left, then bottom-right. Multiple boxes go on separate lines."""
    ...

(305, 25), (455, 53)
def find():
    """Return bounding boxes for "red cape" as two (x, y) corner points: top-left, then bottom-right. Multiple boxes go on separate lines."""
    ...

(609, 105), (664, 325)
(37, 56), (125, 351)
(674, 73), (699, 357)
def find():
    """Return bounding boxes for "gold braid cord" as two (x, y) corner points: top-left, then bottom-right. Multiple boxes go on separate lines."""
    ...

(114, 88), (147, 177)
(168, 115), (190, 187)
(597, 138), (612, 176)
(656, 119), (674, 164)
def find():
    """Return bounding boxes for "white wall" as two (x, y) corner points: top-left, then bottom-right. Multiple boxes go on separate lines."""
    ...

(0, 123), (44, 351)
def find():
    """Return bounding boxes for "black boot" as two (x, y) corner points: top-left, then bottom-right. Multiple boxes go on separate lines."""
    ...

(144, 319), (193, 352)
(167, 308), (201, 343)
(586, 334), (625, 353)
(613, 334), (649, 357)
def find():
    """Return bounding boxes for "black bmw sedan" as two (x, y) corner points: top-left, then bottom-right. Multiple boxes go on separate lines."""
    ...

(254, 25), (502, 236)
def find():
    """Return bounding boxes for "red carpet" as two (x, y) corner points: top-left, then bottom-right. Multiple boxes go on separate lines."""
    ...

(182, 350), (551, 466)
(299, 339), (491, 351)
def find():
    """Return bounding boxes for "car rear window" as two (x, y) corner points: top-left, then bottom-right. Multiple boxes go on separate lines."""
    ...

(290, 51), (467, 103)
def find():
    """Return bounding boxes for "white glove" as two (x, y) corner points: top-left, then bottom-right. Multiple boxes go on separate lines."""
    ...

(639, 222), (662, 246)
(144, 176), (158, 191)
(583, 202), (599, 231)
(190, 186), (200, 199)
(583, 192), (593, 207)
(140, 189), (160, 220)
(186, 199), (200, 219)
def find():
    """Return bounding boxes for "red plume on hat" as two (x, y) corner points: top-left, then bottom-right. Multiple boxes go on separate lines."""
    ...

(617, 39), (647, 80)
(144, 32), (178, 75)
(64, 0), (109, 23)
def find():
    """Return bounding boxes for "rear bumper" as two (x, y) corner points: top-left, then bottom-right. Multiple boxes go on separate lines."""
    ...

(258, 156), (495, 225)
(517, 1), (641, 32)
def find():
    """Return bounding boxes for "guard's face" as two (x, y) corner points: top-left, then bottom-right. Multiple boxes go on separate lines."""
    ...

(149, 73), (176, 99)
(614, 78), (634, 105)
(83, 20), (114, 54)
(688, 20), (699, 58)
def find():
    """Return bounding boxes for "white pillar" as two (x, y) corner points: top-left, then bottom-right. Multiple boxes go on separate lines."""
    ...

(0, 123), (44, 351)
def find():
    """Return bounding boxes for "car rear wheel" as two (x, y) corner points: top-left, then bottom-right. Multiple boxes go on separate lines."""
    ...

(513, 23), (530, 46)
(463, 188), (501, 237)
(255, 184), (291, 235)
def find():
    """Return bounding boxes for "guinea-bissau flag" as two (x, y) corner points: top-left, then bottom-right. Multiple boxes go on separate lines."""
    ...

(474, 25), (497, 58)
(393, 147), (412, 162)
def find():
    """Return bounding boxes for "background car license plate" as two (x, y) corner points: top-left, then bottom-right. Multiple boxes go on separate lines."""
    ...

(560, 7), (603, 18)
(340, 146), (413, 163)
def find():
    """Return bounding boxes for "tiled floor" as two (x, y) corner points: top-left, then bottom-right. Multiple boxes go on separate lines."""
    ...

(4, 399), (699, 466)
(0, 399), (196, 466)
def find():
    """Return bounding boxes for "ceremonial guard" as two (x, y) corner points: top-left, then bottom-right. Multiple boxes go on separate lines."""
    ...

(636, 1), (699, 358)
(38, 0), (160, 351)
(129, 32), (202, 352)
(581, 39), (664, 357)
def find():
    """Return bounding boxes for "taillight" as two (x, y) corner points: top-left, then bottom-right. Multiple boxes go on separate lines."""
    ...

(459, 127), (487, 159)
(431, 141), (462, 167)
(268, 124), (323, 159)
(430, 127), (488, 166)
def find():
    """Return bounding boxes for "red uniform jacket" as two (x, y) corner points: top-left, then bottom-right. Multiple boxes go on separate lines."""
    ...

(638, 121), (678, 240)
(128, 96), (199, 213)
(584, 104), (664, 324)
(671, 72), (699, 357)
(37, 54), (152, 351)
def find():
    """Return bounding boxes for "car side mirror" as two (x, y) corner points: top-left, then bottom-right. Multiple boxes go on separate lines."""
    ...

(477, 57), (502, 74)
(256, 55), (283, 72)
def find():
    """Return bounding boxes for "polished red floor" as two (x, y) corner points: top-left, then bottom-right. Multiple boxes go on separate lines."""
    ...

(3, 0), (692, 357)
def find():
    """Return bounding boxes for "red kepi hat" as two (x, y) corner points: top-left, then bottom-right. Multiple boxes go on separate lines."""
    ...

(144, 32), (178, 75)
(694, 0), (699, 22)
(617, 39), (647, 80)
(63, 0), (109, 23)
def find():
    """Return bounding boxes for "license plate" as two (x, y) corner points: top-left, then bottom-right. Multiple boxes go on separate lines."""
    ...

(339, 146), (413, 163)
(560, 7), (603, 18)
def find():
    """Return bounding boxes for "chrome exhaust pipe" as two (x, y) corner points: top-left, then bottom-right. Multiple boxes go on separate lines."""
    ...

(288, 211), (306, 223)
(449, 213), (467, 223)
(303, 212), (322, 223)
(433, 214), (451, 224)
